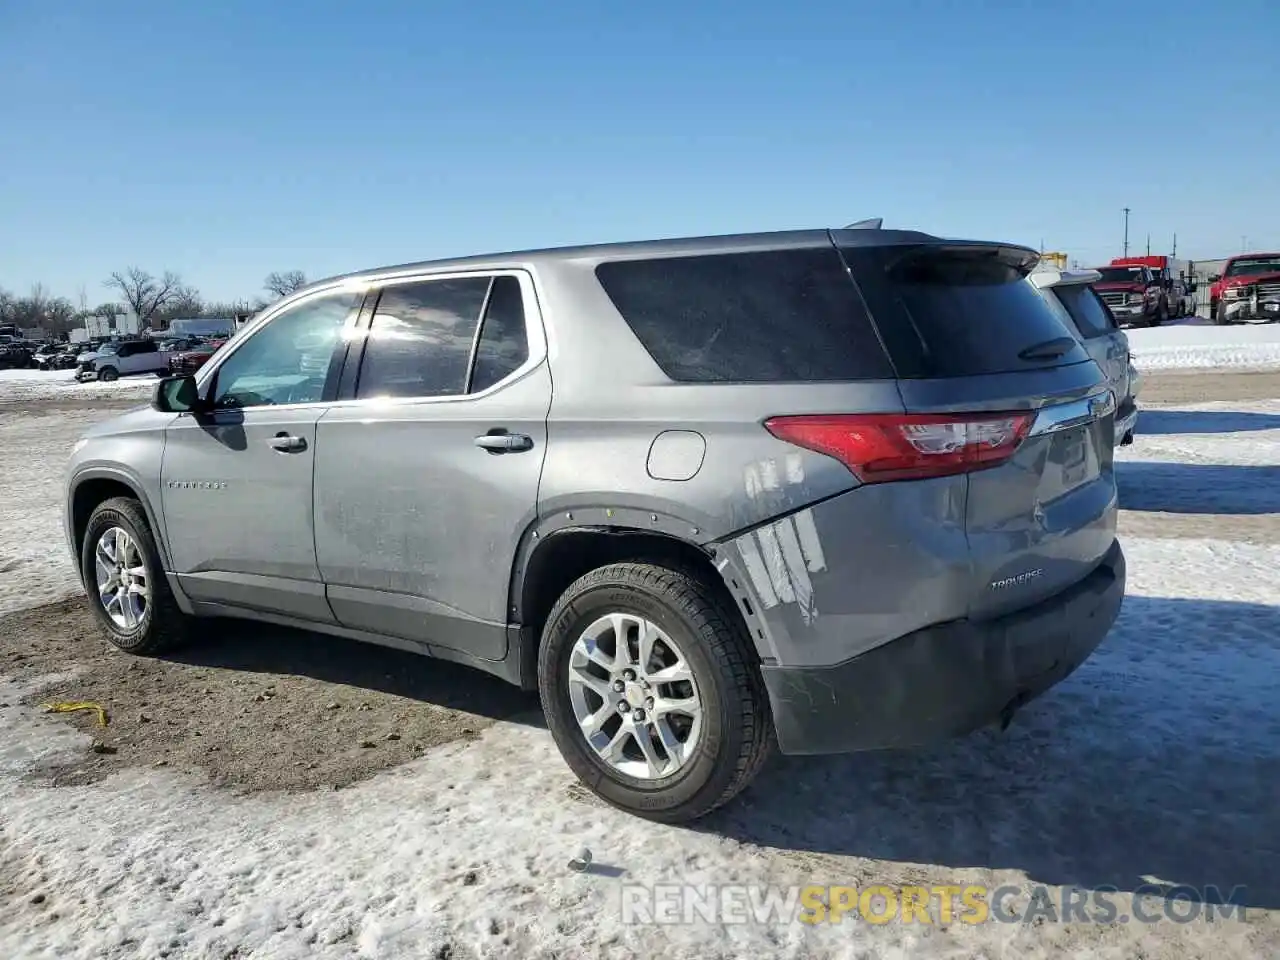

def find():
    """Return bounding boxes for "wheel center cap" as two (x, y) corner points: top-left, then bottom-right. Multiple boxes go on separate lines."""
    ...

(624, 681), (646, 706)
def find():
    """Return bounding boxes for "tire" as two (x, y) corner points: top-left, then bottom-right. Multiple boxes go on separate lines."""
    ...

(1214, 301), (1231, 325)
(98, 366), (119, 381)
(80, 496), (192, 655)
(538, 561), (773, 823)
(1154, 300), (1169, 325)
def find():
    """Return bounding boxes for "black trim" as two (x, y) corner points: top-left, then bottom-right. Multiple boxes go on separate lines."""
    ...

(336, 288), (377, 401)
(463, 278), (497, 395)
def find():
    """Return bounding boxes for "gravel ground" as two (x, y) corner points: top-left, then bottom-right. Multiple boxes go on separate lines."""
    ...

(1, 599), (537, 792)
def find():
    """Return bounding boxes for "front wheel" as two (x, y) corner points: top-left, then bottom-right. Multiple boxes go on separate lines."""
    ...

(1214, 301), (1231, 325)
(97, 366), (119, 381)
(80, 497), (192, 654)
(538, 562), (773, 823)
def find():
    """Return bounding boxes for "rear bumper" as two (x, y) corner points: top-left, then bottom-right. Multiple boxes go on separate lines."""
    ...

(761, 540), (1125, 755)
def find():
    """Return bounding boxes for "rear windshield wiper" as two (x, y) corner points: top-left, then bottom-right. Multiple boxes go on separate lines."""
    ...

(1017, 336), (1076, 362)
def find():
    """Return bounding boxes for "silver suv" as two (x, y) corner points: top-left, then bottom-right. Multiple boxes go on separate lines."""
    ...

(65, 228), (1126, 822)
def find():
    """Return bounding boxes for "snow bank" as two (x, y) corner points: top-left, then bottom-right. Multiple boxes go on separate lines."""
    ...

(0, 369), (154, 404)
(1127, 322), (1280, 371)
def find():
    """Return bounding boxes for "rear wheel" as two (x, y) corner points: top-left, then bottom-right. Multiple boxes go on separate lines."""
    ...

(538, 561), (772, 823)
(80, 497), (192, 654)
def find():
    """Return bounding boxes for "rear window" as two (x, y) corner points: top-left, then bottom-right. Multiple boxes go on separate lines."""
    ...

(1056, 284), (1116, 338)
(840, 245), (1091, 377)
(594, 248), (893, 382)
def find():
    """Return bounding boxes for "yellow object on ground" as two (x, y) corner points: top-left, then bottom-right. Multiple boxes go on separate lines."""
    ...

(43, 701), (109, 727)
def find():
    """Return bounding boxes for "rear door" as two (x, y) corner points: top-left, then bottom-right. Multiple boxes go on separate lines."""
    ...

(313, 270), (550, 660)
(839, 240), (1117, 619)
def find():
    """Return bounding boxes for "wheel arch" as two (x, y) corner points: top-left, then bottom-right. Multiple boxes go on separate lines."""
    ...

(507, 512), (770, 691)
(68, 468), (172, 576)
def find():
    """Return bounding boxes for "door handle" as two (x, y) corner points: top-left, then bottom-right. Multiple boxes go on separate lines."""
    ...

(268, 433), (308, 453)
(474, 430), (534, 454)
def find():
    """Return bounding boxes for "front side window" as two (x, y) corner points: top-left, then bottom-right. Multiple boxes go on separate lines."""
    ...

(209, 291), (358, 409)
(356, 277), (491, 399)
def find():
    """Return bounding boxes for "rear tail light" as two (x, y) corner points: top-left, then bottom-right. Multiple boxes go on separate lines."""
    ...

(764, 412), (1034, 483)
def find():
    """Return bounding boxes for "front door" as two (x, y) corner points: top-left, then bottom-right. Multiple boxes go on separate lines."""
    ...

(313, 271), (551, 660)
(161, 288), (362, 621)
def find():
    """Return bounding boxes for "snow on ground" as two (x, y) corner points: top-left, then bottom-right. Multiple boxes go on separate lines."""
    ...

(0, 368), (155, 404)
(1116, 400), (1280, 515)
(1128, 322), (1280, 372)
(1, 392), (1277, 958)
(0, 408), (107, 611)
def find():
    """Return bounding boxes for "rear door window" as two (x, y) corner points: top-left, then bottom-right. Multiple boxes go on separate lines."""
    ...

(594, 247), (893, 382)
(358, 277), (491, 399)
(1055, 284), (1117, 338)
(841, 245), (1091, 378)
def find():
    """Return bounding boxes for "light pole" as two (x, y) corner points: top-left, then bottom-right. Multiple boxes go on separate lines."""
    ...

(1123, 208), (1130, 257)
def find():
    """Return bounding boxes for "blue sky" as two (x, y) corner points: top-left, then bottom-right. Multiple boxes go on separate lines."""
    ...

(2, 0), (1278, 303)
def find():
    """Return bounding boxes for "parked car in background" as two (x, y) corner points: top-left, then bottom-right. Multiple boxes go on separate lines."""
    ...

(1207, 252), (1280, 325)
(167, 338), (227, 376)
(76, 338), (173, 381)
(33, 343), (62, 370)
(65, 226), (1125, 822)
(0, 342), (35, 369)
(1030, 267), (1140, 445)
(1090, 263), (1168, 326)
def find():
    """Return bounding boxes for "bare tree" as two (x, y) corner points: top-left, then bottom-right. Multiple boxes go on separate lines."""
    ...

(104, 268), (192, 331)
(4, 283), (75, 335)
(263, 270), (307, 299)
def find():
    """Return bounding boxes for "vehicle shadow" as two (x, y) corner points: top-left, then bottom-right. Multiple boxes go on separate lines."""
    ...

(1138, 409), (1280, 435)
(1118, 461), (1280, 514)
(704, 595), (1280, 910)
(163, 620), (543, 725)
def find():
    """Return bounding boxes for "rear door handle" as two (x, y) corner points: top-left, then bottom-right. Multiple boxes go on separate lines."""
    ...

(474, 431), (534, 453)
(268, 433), (308, 453)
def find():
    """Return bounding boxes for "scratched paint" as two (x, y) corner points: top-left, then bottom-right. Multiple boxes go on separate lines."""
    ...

(736, 531), (779, 609)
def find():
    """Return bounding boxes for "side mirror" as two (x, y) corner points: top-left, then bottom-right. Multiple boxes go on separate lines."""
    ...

(1208, 274), (1221, 283)
(153, 375), (202, 414)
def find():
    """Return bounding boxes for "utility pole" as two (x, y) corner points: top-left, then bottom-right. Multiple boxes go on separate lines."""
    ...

(1123, 208), (1130, 257)
(1172, 233), (1177, 258)
(1146, 235), (1151, 256)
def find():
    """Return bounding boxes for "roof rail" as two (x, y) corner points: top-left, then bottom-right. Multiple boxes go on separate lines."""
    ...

(842, 218), (883, 230)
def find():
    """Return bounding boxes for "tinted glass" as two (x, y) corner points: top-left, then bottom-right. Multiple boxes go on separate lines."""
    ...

(469, 276), (529, 393)
(358, 277), (490, 398)
(1225, 257), (1280, 278)
(210, 292), (357, 408)
(1056, 284), (1116, 338)
(1096, 266), (1146, 283)
(594, 248), (893, 382)
(842, 245), (1089, 377)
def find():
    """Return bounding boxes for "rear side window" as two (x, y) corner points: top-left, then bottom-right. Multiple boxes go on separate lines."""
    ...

(842, 245), (1090, 377)
(468, 276), (529, 393)
(358, 278), (491, 398)
(1056, 284), (1117, 338)
(594, 248), (893, 382)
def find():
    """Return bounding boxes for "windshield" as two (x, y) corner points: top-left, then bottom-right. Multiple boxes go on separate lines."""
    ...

(1096, 267), (1145, 283)
(1225, 257), (1280, 278)
(97, 343), (119, 355)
